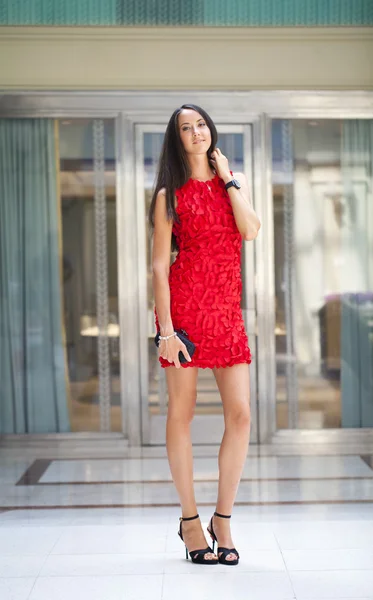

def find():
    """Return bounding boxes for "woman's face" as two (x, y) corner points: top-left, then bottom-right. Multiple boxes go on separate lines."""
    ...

(178, 109), (212, 155)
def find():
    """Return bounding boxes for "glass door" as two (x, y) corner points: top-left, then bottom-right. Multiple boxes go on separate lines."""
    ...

(271, 118), (373, 430)
(136, 123), (257, 444)
(60, 118), (122, 432)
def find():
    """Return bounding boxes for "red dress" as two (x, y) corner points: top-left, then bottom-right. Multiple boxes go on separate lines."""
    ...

(154, 174), (252, 369)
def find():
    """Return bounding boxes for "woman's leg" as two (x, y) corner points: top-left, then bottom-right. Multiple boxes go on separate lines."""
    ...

(166, 365), (216, 558)
(166, 365), (198, 515)
(211, 363), (251, 559)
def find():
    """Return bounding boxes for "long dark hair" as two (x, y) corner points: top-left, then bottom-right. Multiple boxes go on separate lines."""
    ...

(148, 104), (218, 250)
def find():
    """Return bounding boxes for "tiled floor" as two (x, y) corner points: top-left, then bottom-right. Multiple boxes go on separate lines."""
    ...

(0, 438), (373, 599)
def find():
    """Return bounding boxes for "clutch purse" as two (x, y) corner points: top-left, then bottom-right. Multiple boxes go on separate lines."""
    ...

(154, 328), (196, 364)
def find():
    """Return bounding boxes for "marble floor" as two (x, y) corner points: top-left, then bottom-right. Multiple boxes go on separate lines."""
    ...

(0, 437), (373, 599)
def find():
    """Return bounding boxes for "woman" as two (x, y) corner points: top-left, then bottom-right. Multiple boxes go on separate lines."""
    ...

(148, 104), (260, 566)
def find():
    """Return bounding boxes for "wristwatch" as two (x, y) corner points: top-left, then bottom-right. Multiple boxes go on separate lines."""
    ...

(225, 178), (241, 191)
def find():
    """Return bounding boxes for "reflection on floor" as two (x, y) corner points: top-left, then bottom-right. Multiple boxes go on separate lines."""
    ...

(1, 437), (373, 598)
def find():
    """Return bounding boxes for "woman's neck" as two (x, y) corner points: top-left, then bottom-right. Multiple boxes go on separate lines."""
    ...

(188, 155), (215, 181)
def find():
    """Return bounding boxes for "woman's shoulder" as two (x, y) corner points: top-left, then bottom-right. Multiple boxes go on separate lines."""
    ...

(156, 187), (166, 198)
(154, 187), (169, 210)
(155, 186), (180, 215)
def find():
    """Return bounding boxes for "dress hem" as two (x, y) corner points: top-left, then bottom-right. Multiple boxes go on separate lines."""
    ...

(160, 358), (252, 369)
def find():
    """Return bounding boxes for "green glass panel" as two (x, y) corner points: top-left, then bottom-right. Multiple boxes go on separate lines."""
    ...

(0, 0), (372, 25)
(0, 0), (118, 25)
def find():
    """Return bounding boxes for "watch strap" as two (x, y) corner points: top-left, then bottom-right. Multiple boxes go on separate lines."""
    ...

(225, 179), (241, 191)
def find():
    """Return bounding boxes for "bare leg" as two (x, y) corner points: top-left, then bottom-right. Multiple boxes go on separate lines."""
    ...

(211, 363), (251, 560)
(166, 365), (216, 560)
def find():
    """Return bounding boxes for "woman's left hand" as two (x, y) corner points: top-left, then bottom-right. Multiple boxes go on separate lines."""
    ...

(210, 148), (231, 182)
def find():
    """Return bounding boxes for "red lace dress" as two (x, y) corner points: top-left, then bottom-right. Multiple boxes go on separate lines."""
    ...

(154, 174), (252, 369)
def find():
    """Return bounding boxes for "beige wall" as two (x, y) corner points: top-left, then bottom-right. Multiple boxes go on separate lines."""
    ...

(0, 26), (372, 90)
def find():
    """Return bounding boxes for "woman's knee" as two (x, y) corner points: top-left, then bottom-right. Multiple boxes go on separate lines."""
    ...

(226, 404), (251, 432)
(167, 392), (196, 426)
(167, 409), (195, 427)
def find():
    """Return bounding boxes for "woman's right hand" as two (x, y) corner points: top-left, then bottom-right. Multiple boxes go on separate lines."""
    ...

(158, 333), (192, 368)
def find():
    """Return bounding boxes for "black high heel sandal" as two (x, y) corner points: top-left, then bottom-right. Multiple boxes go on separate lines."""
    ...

(207, 512), (240, 566)
(178, 514), (218, 565)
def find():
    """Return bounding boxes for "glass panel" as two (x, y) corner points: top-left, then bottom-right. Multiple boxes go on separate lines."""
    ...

(60, 118), (121, 431)
(272, 119), (373, 429)
(144, 131), (245, 416)
(2, 0), (370, 26)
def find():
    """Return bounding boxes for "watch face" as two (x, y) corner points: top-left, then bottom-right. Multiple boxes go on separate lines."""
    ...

(232, 179), (241, 189)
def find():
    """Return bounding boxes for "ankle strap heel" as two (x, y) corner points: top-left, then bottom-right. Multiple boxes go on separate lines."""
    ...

(178, 513), (218, 565)
(178, 514), (199, 542)
(180, 514), (199, 522)
(207, 512), (239, 566)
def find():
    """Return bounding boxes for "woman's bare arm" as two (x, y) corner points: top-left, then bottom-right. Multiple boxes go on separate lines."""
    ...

(226, 171), (261, 241)
(151, 189), (191, 368)
(210, 149), (260, 241)
(152, 189), (174, 336)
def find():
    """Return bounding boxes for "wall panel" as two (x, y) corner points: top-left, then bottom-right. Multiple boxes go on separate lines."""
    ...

(0, 27), (372, 91)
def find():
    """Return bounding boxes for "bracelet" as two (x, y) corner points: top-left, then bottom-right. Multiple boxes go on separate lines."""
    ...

(159, 332), (177, 341)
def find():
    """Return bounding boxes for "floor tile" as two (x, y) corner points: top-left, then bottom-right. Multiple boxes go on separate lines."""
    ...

(0, 555), (46, 577)
(228, 504), (373, 523)
(29, 574), (163, 600)
(290, 570), (373, 599)
(40, 553), (165, 576)
(162, 572), (294, 600)
(283, 548), (373, 571)
(0, 527), (63, 555)
(0, 486), (44, 508)
(2, 441), (373, 600)
(0, 510), (75, 527)
(39, 458), (173, 483)
(3, 478), (373, 508)
(361, 455), (373, 470)
(52, 524), (168, 555)
(0, 508), (171, 527)
(38, 456), (373, 484)
(0, 461), (34, 485)
(0, 578), (35, 600)
(163, 548), (286, 573)
(274, 522), (373, 549)
(242, 456), (373, 479)
(69, 507), (173, 526)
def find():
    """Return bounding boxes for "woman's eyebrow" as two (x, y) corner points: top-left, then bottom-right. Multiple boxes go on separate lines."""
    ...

(179, 119), (204, 128)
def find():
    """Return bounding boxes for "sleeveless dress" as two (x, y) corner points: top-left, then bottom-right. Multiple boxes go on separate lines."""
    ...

(154, 174), (252, 369)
